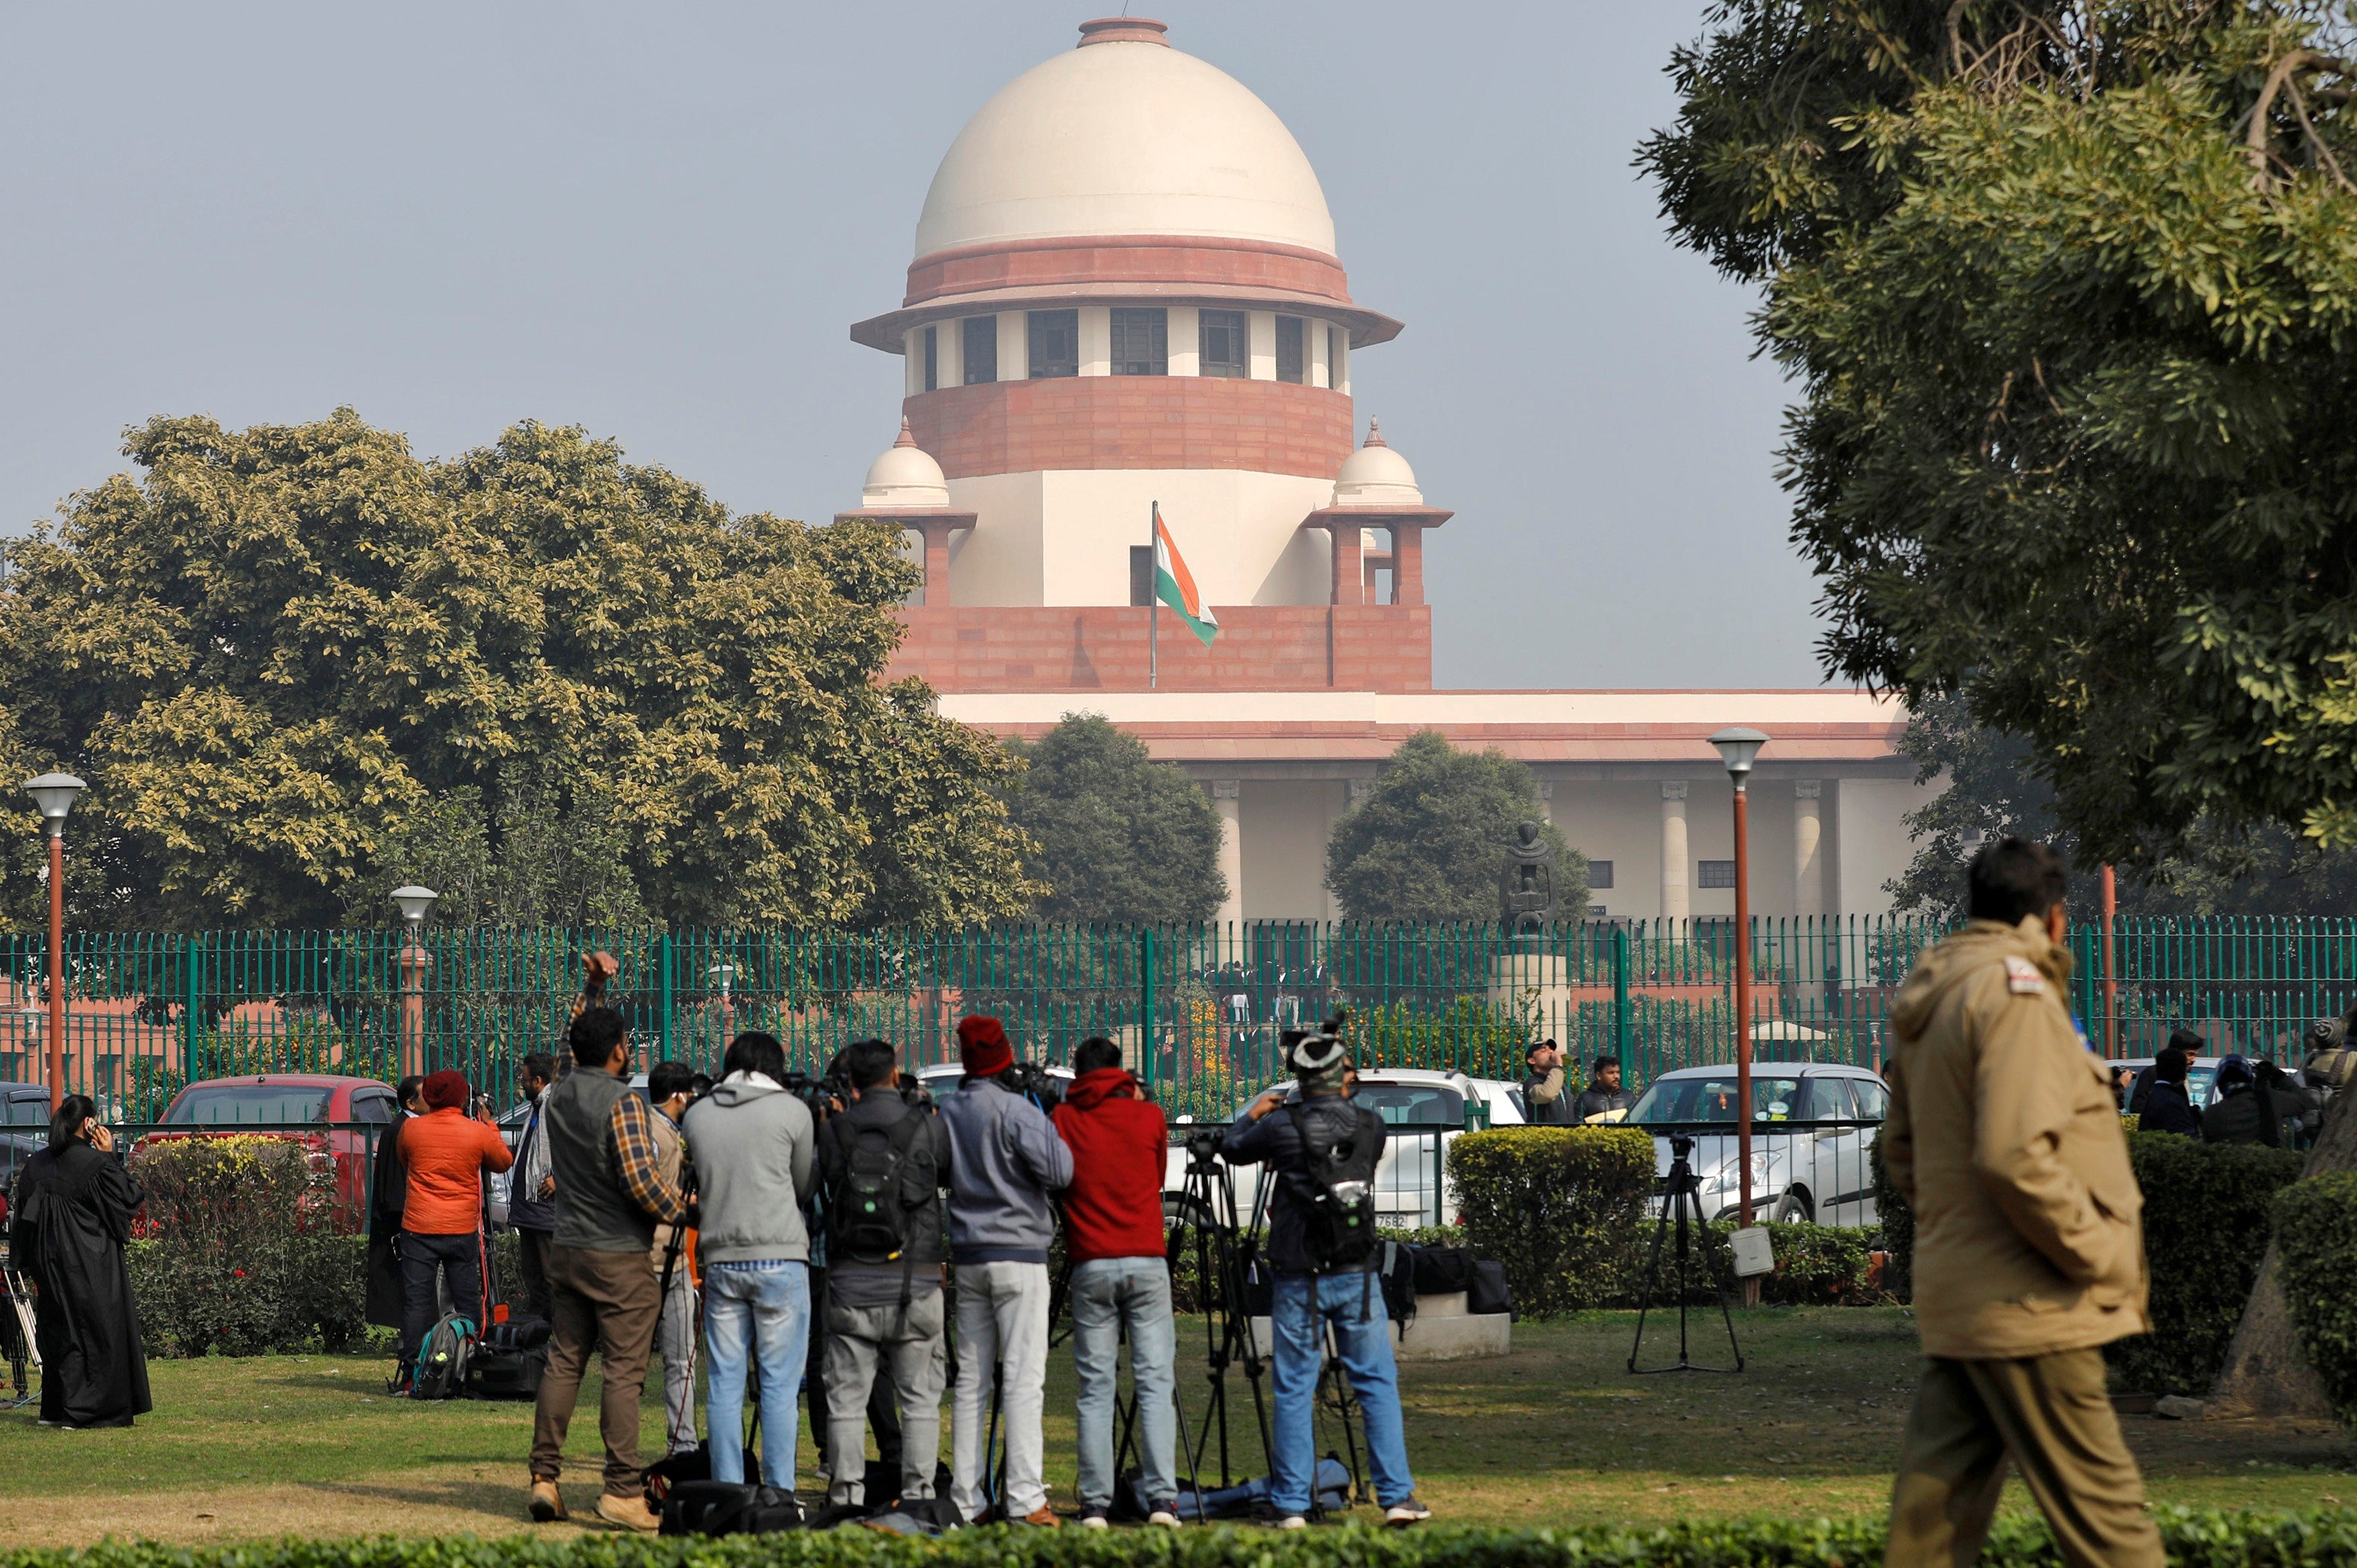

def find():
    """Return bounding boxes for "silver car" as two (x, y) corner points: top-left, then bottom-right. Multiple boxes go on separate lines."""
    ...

(1629, 1060), (1889, 1227)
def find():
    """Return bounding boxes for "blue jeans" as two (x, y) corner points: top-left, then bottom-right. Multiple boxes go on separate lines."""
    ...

(704, 1259), (810, 1489)
(1267, 1271), (1414, 1514)
(1070, 1256), (1178, 1512)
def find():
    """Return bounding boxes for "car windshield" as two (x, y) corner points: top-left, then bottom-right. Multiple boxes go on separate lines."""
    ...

(1628, 1075), (1807, 1124)
(2187, 1066), (2218, 1107)
(1352, 1083), (1464, 1126)
(164, 1084), (332, 1126)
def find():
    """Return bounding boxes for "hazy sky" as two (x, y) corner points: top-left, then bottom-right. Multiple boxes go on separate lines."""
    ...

(0, 2), (1825, 690)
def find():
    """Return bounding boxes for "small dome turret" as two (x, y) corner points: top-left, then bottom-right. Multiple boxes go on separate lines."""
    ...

(1332, 420), (1422, 507)
(862, 418), (951, 509)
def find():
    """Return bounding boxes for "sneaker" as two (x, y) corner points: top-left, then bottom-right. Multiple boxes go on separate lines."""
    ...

(1021, 1508), (1063, 1528)
(527, 1479), (568, 1523)
(1148, 1507), (1182, 1528)
(1077, 1507), (1110, 1531)
(1384, 1497), (1432, 1527)
(595, 1492), (662, 1532)
(1274, 1515), (1308, 1531)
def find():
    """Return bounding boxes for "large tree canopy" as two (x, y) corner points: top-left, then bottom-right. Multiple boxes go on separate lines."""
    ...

(1002, 713), (1224, 925)
(1642, 2), (2357, 867)
(0, 411), (1037, 931)
(1326, 731), (1587, 925)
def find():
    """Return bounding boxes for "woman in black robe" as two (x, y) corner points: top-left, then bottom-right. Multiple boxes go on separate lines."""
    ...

(8, 1095), (151, 1428)
(364, 1074), (427, 1332)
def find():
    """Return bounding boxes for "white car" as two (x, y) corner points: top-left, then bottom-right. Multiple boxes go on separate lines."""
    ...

(1628, 1060), (1889, 1227)
(1166, 1066), (1522, 1229)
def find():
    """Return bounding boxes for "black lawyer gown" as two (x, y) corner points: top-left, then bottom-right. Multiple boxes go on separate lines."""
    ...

(8, 1142), (152, 1428)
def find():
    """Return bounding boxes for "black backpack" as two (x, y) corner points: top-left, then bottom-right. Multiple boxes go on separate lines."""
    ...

(1286, 1101), (1381, 1272)
(826, 1109), (932, 1271)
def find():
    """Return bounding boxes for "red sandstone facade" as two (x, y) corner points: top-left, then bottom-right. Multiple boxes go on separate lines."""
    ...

(904, 376), (1355, 482)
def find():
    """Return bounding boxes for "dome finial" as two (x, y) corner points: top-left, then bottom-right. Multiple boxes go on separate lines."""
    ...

(895, 416), (917, 449)
(1365, 418), (1386, 448)
(1077, 16), (1168, 46)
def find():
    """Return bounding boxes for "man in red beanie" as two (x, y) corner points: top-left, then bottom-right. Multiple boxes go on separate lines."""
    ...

(396, 1068), (512, 1390)
(940, 1014), (1071, 1525)
(1051, 1037), (1180, 1528)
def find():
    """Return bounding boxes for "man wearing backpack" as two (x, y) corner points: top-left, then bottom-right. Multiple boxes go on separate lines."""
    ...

(816, 1039), (951, 1520)
(1221, 1030), (1429, 1530)
(940, 1015), (1071, 1527)
(1051, 1036), (1181, 1529)
(396, 1069), (512, 1394)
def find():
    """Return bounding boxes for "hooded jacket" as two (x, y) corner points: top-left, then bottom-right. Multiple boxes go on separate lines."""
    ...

(1051, 1068), (1169, 1263)
(1885, 916), (2149, 1359)
(937, 1075), (1071, 1265)
(682, 1071), (816, 1265)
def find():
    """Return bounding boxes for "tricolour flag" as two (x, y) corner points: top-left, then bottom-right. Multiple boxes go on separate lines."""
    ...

(1153, 505), (1218, 649)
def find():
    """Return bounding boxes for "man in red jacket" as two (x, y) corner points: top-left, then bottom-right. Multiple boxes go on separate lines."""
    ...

(1051, 1037), (1179, 1528)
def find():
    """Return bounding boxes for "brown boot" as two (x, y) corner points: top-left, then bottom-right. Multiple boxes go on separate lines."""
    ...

(1022, 1508), (1062, 1528)
(596, 1492), (662, 1532)
(528, 1479), (567, 1523)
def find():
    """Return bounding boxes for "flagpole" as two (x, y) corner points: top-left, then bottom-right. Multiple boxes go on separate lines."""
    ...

(1149, 500), (1159, 691)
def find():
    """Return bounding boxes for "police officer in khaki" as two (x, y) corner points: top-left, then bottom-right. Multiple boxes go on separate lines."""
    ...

(1882, 837), (2160, 1568)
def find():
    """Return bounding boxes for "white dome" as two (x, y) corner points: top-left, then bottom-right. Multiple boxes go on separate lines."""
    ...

(1332, 421), (1422, 507)
(862, 420), (950, 509)
(913, 20), (1337, 260)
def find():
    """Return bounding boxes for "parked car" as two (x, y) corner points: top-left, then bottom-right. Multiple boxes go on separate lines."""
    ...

(1169, 1066), (1523, 1229)
(1627, 1060), (1889, 1227)
(0, 1082), (49, 1219)
(145, 1074), (399, 1227)
(2118, 1056), (2224, 1117)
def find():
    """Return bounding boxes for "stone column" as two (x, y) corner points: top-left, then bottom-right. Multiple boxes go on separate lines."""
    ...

(1536, 780), (1554, 827)
(1329, 526), (1365, 606)
(1391, 523), (1426, 605)
(1794, 780), (1825, 919)
(1661, 781), (1690, 922)
(1212, 781), (1244, 928)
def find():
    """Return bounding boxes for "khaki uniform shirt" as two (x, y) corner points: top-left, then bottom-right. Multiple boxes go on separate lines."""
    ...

(1885, 916), (2150, 1359)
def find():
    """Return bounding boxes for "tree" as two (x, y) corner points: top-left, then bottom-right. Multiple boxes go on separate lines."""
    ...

(1641, 4), (2357, 871)
(1001, 714), (1224, 925)
(0, 410), (1039, 931)
(1326, 731), (1587, 924)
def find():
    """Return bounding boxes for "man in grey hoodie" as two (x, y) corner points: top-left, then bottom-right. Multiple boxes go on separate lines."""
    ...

(939, 1016), (1072, 1526)
(681, 1030), (816, 1494)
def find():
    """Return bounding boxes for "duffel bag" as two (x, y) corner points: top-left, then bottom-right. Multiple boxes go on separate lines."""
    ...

(1467, 1257), (1514, 1318)
(659, 1482), (802, 1537)
(1410, 1245), (1474, 1296)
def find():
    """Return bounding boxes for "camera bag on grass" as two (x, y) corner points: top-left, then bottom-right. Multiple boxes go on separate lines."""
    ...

(465, 1215), (548, 1400)
(409, 1312), (475, 1400)
(658, 1482), (802, 1537)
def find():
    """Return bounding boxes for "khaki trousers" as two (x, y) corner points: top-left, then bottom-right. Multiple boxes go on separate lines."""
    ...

(529, 1244), (661, 1497)
(1887, 1349), (2162, 1568)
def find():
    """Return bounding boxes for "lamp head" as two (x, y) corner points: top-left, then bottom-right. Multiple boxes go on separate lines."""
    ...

(390, 885), (438, 925)
(22, 773), (85, 834)
(1708, 727), (1770, 786)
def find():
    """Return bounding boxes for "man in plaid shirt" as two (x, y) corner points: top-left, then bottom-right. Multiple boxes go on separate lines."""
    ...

(526, 1005), (689, 1531)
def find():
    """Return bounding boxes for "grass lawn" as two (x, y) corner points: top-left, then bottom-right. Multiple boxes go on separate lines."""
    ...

(0, 1307), (2344, 1547)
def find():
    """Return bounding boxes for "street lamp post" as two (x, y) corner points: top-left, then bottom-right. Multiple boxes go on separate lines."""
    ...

(391, 886), (438, 1079)
(710, 962), (737, 1051)
(1707, 729), (1768, 1263)
(23, 773), (86, 1110)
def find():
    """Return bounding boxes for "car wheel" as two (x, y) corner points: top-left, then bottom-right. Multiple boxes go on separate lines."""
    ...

(1772, 1191), (1812, 1225)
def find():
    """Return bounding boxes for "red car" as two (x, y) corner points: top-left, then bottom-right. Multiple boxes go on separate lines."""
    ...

(145, 1074), (400, 1230)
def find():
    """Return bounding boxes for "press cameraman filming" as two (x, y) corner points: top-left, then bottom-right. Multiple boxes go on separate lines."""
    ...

(1220, 1025), (1429, 1529)
(940, 1014), (1071, 1527)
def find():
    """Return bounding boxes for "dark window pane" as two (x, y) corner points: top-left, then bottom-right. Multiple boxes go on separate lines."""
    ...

(1697, 860), (1737, 889)
(1028, 310), (1078, 378)
(1276, 315), (1304, 383)
(165, 1085), (332, 1125)
(1110, 308), (1167, 376)
(1200, 309), (1247, 377)
(1130, 545), (1154, 606)
(922, 326), (937, 392)
(1587, 860), (1614, 889)
(963, 316), (997, 383)
(1802, 1077), (1854, 1121)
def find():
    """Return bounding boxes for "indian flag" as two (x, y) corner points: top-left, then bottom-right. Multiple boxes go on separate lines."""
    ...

(1153, 505), (1219, 648)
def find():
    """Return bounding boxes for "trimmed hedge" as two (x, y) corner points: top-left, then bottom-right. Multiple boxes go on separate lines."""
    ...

(6, 1510), (2357, 1567)
(2274, 1170), (2357, 1432)
(1449, 1127), (1655, 1317)
(1601, 1220), (1890, 1308)
(2107, 1133), (2306, 1396)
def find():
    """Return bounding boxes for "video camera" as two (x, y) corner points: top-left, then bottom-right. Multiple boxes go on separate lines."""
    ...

(996, 1058), (1063, 1114)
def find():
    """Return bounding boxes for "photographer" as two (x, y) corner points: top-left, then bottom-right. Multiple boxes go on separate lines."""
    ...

(816, 1038), (951, 1520)
(1051, 1036), (1180, 1529)
(940, 1015), (1071, 1528)
(508, 1053), (559, 1321)
(681, 1030), (816, 1497)
(645, 1059), (699, 1459)
(395, 1069), (512, 1391)
(1519, 1041), (1570, 1125)
(1221, 1030), (1429, 1530)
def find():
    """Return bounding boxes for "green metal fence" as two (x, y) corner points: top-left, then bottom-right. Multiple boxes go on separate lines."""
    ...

(0, 917), (2344, 1122)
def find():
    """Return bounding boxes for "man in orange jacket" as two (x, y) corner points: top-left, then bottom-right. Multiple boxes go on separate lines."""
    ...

(397, 1068), (514, 1388)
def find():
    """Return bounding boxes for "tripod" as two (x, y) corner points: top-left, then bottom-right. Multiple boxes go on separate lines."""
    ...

(1627, 1133), (1744, 1375)
(0, 1259), (35, 1411)
(1164, 1134), (1275, 1519)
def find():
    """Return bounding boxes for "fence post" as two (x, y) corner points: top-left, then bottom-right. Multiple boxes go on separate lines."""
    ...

(182, 931), (201, 1087)
(1612, 925), (1631, 1082)
(658, 932), (675, 1059)
(1139, 928), (1158, 1096)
